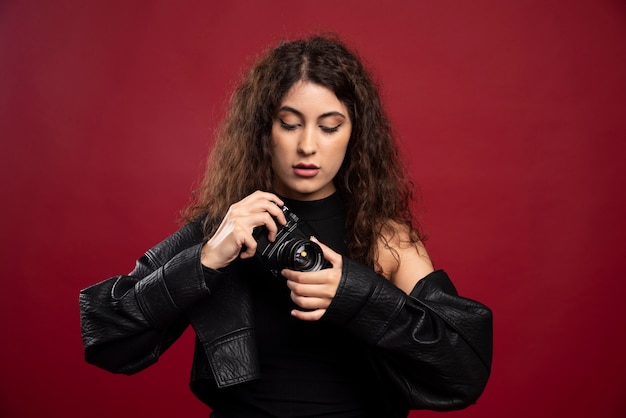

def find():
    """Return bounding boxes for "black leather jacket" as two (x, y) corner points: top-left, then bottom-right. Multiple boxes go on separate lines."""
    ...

(80, 220), (492, 413)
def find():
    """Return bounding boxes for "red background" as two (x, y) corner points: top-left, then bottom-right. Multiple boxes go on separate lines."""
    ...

(1, 1), (625, 417)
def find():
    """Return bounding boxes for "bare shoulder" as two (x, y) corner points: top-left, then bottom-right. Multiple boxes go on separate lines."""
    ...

(376, 221), (435, 294)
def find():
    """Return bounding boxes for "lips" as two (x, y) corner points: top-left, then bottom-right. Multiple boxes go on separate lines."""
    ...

(293, 163), (320, 178)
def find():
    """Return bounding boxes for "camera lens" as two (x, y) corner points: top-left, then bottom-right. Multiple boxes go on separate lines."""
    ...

(279, 239), (325, 272)
(293, 242), (317, 271)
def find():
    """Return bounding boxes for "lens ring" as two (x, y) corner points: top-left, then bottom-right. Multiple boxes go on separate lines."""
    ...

(281, 239), (325, 272)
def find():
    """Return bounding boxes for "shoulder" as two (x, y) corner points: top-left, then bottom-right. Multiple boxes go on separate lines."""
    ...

(376, 220), (434, 294)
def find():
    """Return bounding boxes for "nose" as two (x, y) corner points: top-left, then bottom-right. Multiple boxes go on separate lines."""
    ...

(297, 126), (317, 155)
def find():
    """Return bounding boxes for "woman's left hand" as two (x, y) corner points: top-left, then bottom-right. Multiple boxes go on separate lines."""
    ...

(281, 239), (342, 321)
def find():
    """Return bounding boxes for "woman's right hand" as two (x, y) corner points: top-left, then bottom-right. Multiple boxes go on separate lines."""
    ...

(200, 191), (286, 270)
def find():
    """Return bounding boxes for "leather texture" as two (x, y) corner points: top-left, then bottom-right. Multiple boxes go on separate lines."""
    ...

(79, 220), (492, 411)
(324, 258), (492, 411)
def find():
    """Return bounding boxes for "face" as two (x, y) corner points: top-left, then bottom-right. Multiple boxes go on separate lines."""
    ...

(270, 80), (352, 201)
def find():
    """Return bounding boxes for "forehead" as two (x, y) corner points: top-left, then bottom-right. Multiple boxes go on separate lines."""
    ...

(279, 81), (348, 117)
(277, 81), (350, 121)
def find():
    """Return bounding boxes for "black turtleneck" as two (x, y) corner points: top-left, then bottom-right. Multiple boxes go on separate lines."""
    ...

(203, 193), (377, 418)
(281, 192), (348, 255)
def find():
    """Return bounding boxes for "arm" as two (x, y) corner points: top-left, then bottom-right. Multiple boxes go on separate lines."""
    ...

(80, 191), (288, 375)
(79, 221), (216, 374)
(323, 260), (492, 411)
(282, 236), (492, 410)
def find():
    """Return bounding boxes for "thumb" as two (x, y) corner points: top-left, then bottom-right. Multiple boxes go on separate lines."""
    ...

(310, 236), (342, 267)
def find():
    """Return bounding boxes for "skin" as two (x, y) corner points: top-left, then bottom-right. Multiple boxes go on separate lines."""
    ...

(270, 80), (352, 201)
(201, 80), (434, 321)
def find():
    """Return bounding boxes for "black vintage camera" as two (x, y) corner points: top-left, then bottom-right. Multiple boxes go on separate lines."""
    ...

(253, 205), (329, 277)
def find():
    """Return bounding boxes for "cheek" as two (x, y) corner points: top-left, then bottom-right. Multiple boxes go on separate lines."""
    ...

(332, 136), (350, 165)
(269, 140), (289, 171)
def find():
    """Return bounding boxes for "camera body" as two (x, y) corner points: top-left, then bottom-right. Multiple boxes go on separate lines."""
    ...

(253, 205), (329, 277)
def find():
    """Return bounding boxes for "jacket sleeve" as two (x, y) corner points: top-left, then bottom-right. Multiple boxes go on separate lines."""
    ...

(322, 258), (493, 411)
(79, 221), (219, 374)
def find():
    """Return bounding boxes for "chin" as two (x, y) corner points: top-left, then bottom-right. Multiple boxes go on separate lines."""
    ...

(274, 177), (334, 200)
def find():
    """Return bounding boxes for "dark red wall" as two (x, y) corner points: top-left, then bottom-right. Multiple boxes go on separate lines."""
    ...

(1, 1), (625, 417)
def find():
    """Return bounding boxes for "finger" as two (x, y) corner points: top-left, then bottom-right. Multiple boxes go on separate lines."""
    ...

(281, 269), (334, 291)
(287, 277), (335, 301)
(234, 191), (284, 219)
(311, 237), (342, 266)
(263, 200), (287, 226)
(282, 269), (328, 284)
(246, 192), (286, 221)
(241, 211), (280, 242)
(291, 308), (326, 321)
(244, 194), (286, 229)
(249, 190), (284, 207)
(290, 294), (330, 310)
(239, 235), (258, 259)
(258, 211), (280, 242)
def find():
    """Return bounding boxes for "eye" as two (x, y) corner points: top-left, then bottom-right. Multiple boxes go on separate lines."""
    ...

(279, 119), (299, 131)
(320, 123), (342, 134)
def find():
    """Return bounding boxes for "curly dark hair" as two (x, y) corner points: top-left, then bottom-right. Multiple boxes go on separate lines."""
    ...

(183, 34), (423, 271)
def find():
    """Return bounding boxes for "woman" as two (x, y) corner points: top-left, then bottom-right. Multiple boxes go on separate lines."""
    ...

(80, 35), (492, 417)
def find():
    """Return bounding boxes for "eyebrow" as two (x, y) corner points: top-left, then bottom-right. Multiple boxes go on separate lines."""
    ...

(277, 106), (347, 120)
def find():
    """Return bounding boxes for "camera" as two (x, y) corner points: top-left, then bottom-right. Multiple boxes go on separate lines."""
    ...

(253, 205), (329, 277)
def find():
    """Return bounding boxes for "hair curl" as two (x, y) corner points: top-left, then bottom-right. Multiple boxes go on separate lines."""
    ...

(183, 34), (424, 271)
